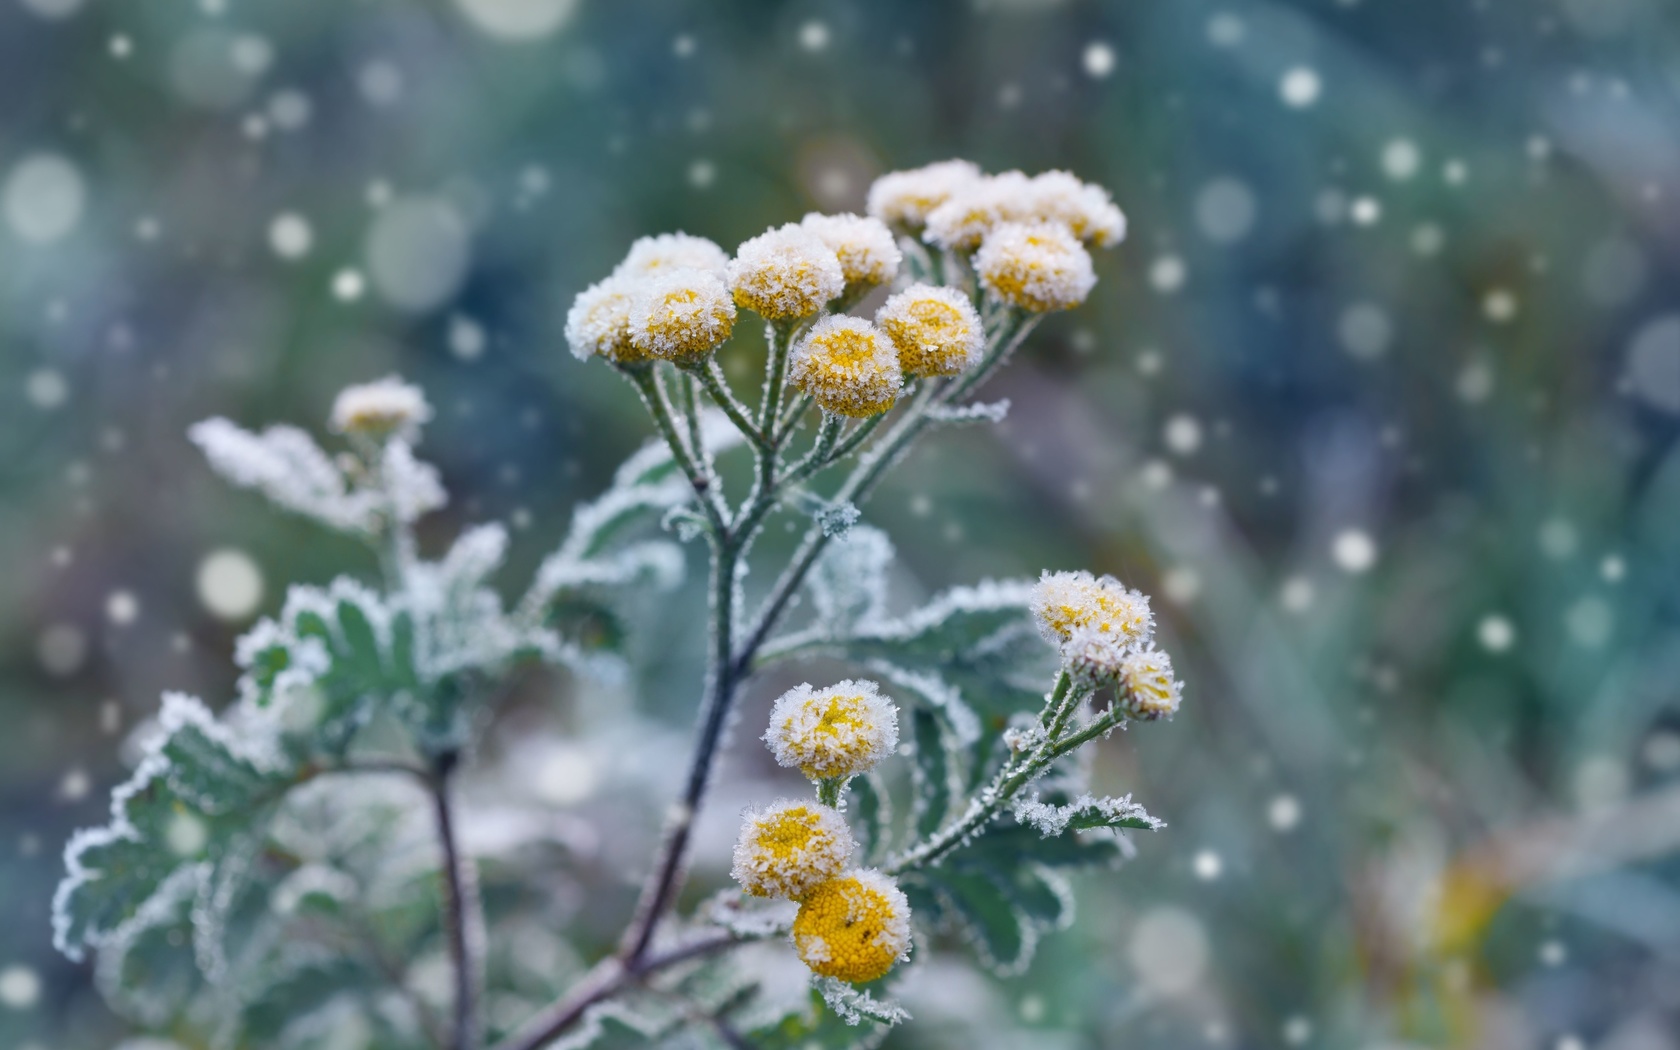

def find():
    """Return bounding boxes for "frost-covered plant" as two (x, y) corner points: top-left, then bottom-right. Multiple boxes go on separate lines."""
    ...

(55, 162), (1181, 1049)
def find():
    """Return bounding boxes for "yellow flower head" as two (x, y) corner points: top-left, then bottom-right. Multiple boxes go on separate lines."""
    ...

(800, 212), (903, 288)
(765, 680), (900, 781)
(875, 283), (985, 378)
(1031, 570), (1154, 652)
(730, 800), (854, 900)
(974, 221), (1097, 312)
(727, 224), (845, 319)
(922, 170), (1033, 251)
(788, 316), (903, 418)
(1022, 170), (1127, 248)
(1117, 646), (1183, 720)
(627, 268), (736, 361)
(614, 232), (729, 280)
(565, 276), (645, 364)
(329, 376), (433, 441)
(866, 159), (982, 230)
(792, 869), (913, 984)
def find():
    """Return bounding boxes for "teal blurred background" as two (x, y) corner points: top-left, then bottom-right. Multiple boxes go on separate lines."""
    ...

(4, 0), (1680, 1047)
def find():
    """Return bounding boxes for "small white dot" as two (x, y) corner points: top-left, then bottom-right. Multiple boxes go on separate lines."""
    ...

(1538, 939), (1567, 966)
(332, 269), (366, 301)
(1164, 414), (1202, 455)
(1601, 555), (1625, 582)
(59, 767), (91, 801)
(268, 212), (312, 259)
(1280, 66), (1322, 108)
(1268, 795), (1301, 831)
(1331, 530), (1377, 573)
(1483, 288), (1518, 323)
(687, 159), (716, 189)
(1279, 577), (1314, 614)
(0, 965), (41, 1010)
(1349, 196), (1382, 225)
(1282, 1016), (1313, 1046)
(26, 369), (68, 409)
(1381, 138), (1421, 181)
(1477, 615), (1515, 653)
(798, 20), (829, 51)
(1083, 41), (1116, 78)
(1193, 850), (1222, 880)
(106, 590), (140, 626)
(197, 548), (264, 621)
(1149, 254), (1187, 294)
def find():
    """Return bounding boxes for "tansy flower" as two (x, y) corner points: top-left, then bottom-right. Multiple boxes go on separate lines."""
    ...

(765, 680), (900, 781)
(330, 377), (432, 441)
(788, 316), (902, 418)
(731, 800), (854, 900)
(922, 170), (1034, 251)
(792, 869), (913, 984)
(875, 283), (985, 377)
(1022, 170), (1127, 248)
(614, 232), (730, 280)
(974, 221), (1096, 312)
(1059, 625), (1131, 687)
(727, 224), (845, 319)
(800, 212), (902, 289)
(627, 268), (736, 361)
(1031, 570), (1154, 653)
(565, 276), (645, 364)
(1117, 646), (1183, 720)
(866, 159), (982, 230)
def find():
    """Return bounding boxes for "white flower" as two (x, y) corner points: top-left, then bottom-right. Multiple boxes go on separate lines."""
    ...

(329, 377), (433, 440)
(627, 268), (736, 360)
(727, 224), (846, 319)
(764, 680), (900, 780)
(922, 170), (1034, 251)
(866, 159), (982, 230)
(788, 316), (903, 418)
(974, 221), (1097, 312)
(614, 232), (729, 280)
(800, 212), (902, 288)
(564, 276), (643, 363)
(731, 800), (855, 899)
(875, 283), (984, 377)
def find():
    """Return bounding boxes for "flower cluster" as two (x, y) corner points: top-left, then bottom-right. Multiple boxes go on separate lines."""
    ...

(733, 678), (912, 984)
(1031, 569), (1182, 716)
(866, 161), (1123, 313)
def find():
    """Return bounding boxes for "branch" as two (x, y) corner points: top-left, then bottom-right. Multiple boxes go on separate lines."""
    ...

(429, 753), (483, 1050)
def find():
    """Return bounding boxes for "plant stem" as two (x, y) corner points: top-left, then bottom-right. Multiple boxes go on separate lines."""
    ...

(428, 752), (481, 1050)
(696, 360), (770, 451)
(623, 365), (728, 534)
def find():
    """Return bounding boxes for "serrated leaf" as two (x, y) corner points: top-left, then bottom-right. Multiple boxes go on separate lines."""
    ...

(552, 1000), (684, 1049)
(909, 709), (951, 839)
(745, 986), (894, 1050)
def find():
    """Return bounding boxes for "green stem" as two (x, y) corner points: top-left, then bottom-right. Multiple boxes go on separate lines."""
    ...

(758, 320), (796, 431)
(623, 365), (727, 535)
(694, 360), (770, 452)
(816, 777), (846, 808)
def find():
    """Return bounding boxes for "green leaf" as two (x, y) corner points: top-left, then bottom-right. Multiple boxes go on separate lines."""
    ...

(54, 693), (289, 963)
(909, 708), (951, 839)
(745, 986), (894, 1050)
(848, 773), (890, 864)
(925, 868), (1030, 974)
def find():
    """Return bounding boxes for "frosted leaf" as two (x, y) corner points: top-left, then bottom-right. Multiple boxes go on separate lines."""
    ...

(703, 892), (798, 938)
(814, 499), (860, 538)
(1011, 792), (1164, 837)
(813, 975), (910, 1027)
(862, 662), (980, 747)
(399, 524), (546, 682)
(377, 438), (446, 524)
(189, 418), (378, 532)
(926, 398), (1011, 425)
(806, 524), (893, 631)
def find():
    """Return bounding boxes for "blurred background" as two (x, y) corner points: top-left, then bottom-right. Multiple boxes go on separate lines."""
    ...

(4, 0), (1680, 1047)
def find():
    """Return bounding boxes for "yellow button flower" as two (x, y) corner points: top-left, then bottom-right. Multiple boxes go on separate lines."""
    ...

(1118, 646), (1183, 720)
(792, 869), (913, 984)
(875, 283), (984, 378)
(727, 224), (845, 319)
(1031, 570), (1154, 652)
(788, 316), (902, 418)
(628, 269), (736, 361)
(613, 231), (729, 280)
(765, 680), (899, 781)
(564, 276), (646, 364)
(801, 212), (902, 289)
(974, 221), (1096, 312)
(730, 800), (854, 900)
(865, 159), (981, 230)
(329, 376), (432, 441)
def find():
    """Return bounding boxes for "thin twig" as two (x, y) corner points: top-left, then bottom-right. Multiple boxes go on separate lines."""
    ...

(428, 752), (481, 1050)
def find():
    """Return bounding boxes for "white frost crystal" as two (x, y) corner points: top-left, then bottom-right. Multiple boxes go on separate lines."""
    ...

(565, 276), (643, 363)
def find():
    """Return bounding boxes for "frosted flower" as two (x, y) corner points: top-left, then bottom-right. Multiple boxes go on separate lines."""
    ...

(1022, 170), (1127, 248)
(922, 170), (1034, 251)
(974, 221), (1096, 312)
(1031, 570), (1153, 652)
(329, 377), (432, 440)
(564, 276), (644, 364)
(789, 316), (903, 418)
(800, 212), (902, 288)
(613, 232), (729, 280)
(792, 869), (913, 984)
(627, 268), (736, 360)
(1117, 646), (1182, 720)
(875, 283), (984, 377)
(731, 800), (855, 900)
(866, 159), (982, 230)
(765, 680), (900, 781)
(727, 224), (845, 319)
(1060, 625), (1130, 685)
